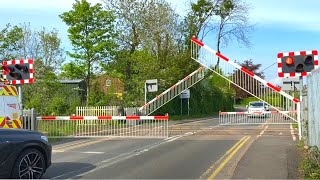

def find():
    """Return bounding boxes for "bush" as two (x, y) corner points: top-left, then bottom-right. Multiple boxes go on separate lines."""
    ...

(300, 146), (320, 179)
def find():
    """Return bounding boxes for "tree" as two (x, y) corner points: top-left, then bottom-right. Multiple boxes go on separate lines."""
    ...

(14, 23), (65, 78)
(185, 0), (252, 68)
(104, 0), (192, 106)
(59, 62), (86, 79)
(60, 0), (117, 105)
(0, 23), (71, 115)
(185, 0), (220, 41)
(0, 24), (23, 61)
(214, 0), (252, 68)
(232, 59), (264, 99)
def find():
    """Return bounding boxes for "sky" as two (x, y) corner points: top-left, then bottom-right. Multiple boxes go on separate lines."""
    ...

(1, 0), (320, 85)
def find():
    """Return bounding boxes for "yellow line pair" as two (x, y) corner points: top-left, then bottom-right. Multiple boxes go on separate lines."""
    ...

(207, 136), (251, 179)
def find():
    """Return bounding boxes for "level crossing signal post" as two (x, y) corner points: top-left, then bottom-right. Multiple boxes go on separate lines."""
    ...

(1, 59), (35, 117)
(278, 50), (318, 140)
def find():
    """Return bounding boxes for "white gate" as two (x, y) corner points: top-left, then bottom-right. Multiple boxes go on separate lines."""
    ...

(190, 37), (301, 134)
(139, 66), (205, 115)
(219, 111), (297, 125)
(36, 115), (168, 138)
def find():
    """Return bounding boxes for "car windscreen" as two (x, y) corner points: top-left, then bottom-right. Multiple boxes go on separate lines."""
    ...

(249, 102), (264, 108)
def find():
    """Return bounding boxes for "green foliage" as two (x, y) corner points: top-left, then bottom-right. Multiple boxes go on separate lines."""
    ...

(23, 71), (68, 115)
(60, 0), (118, 104)
(240, 97), (259, 106)
(88, 78), (122, 106)
(0, 24), (23, 61)
(60, 62), (86, 79)
(300, 146), (320, 179)
(153, 77), (234, 116)
(1, 0), (244, 117)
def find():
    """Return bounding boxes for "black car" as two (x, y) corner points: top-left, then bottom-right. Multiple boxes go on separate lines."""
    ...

(0, 128), (52, 179)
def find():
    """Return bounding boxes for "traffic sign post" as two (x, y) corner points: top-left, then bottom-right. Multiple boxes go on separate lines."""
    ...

(145, 79), (158, 106)
(180, 89), (190, 116)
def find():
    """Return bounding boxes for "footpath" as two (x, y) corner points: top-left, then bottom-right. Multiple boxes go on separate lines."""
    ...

(232, 135), (300, 179)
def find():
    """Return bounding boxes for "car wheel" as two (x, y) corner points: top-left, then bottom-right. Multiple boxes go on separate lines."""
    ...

(11, 148), (46, 179)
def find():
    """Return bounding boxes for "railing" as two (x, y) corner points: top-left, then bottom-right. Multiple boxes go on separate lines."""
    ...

(219, 111), (297, 125)
(139, 66), (205, 115)
(191, 37), (299, 123)
(36, 116), (169, 138)
(22, 108), (37, 130)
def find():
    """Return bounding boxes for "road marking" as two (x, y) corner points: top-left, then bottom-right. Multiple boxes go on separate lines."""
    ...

(208, 136), (250, 179)
(53, 150), (104, 154)
(52, 150), (65, 153)
(164, 135), (181, 141)
(82, 151), (105, 154)
(67, 135), (192, 179)
(165, 132), (193, 142)
(257, 125), (268, 138)
(199, 136), (247, 179)
(290, 124), (297, 141)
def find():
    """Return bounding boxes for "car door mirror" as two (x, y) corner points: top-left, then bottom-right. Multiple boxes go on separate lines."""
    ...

(246, 105), (248, 108)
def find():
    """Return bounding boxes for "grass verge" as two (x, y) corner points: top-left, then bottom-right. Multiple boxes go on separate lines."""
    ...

(299, 143), (320, 179)
(292, 123), (298, 129)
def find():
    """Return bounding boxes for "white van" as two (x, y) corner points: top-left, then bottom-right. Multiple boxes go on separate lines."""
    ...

(0, 84), (22, 128)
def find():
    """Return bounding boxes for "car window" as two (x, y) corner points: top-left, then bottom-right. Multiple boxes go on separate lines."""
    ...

(249, 102), (264, 108)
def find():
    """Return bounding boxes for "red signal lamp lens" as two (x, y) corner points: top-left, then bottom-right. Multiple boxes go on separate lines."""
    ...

(285, 57), (294, 65)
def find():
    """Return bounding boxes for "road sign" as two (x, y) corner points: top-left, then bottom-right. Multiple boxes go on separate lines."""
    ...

(180, 89), (190, 99)
(106, 79), (111, 86)
(282, 77), (300, 91)
(146, 79), (158, 92)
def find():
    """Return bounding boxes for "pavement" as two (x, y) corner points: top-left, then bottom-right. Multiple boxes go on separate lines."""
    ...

(232, 135), (300, 179)
(43, 116), (301, 179)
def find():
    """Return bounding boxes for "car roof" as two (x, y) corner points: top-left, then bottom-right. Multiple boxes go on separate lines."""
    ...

(249, 101), (264, 103)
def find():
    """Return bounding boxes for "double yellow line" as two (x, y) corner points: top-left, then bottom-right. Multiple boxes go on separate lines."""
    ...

(205, 136), (251, 179)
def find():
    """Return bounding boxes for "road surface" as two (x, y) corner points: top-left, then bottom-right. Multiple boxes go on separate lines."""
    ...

(43, 117), (299, 179)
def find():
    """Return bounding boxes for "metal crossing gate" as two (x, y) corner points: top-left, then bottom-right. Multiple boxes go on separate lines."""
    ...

(139, 66), (205, 115)
(219, 111), (297, 125)
(191, 37), (301, 135)
(37, 116), (168, 138)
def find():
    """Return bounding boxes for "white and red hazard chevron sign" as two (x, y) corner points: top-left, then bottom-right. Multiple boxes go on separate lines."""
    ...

(2, 59), (34, 84)
(191, 37), (300, 103)
(277, 50), (319, 77)
(36, 116), (169, 121)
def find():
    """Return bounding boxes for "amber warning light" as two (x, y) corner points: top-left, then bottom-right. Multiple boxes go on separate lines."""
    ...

(285, 57), (294, 65)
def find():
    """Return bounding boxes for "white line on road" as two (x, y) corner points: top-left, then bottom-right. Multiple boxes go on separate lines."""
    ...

(53, 123), (217, 179)
(290, 124), (297, 141)
(82, 151), (105, 154)
(53, 150), (105, 154)
(257, 125), (268, 138)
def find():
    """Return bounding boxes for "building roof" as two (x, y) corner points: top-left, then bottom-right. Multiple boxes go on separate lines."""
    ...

(59, 79), (84, 84)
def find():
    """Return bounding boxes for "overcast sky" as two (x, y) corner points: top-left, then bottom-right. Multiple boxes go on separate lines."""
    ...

(1, 0), (320, 85)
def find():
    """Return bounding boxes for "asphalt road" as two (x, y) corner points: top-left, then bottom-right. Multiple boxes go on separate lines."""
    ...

(43, 116), (299, 179)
